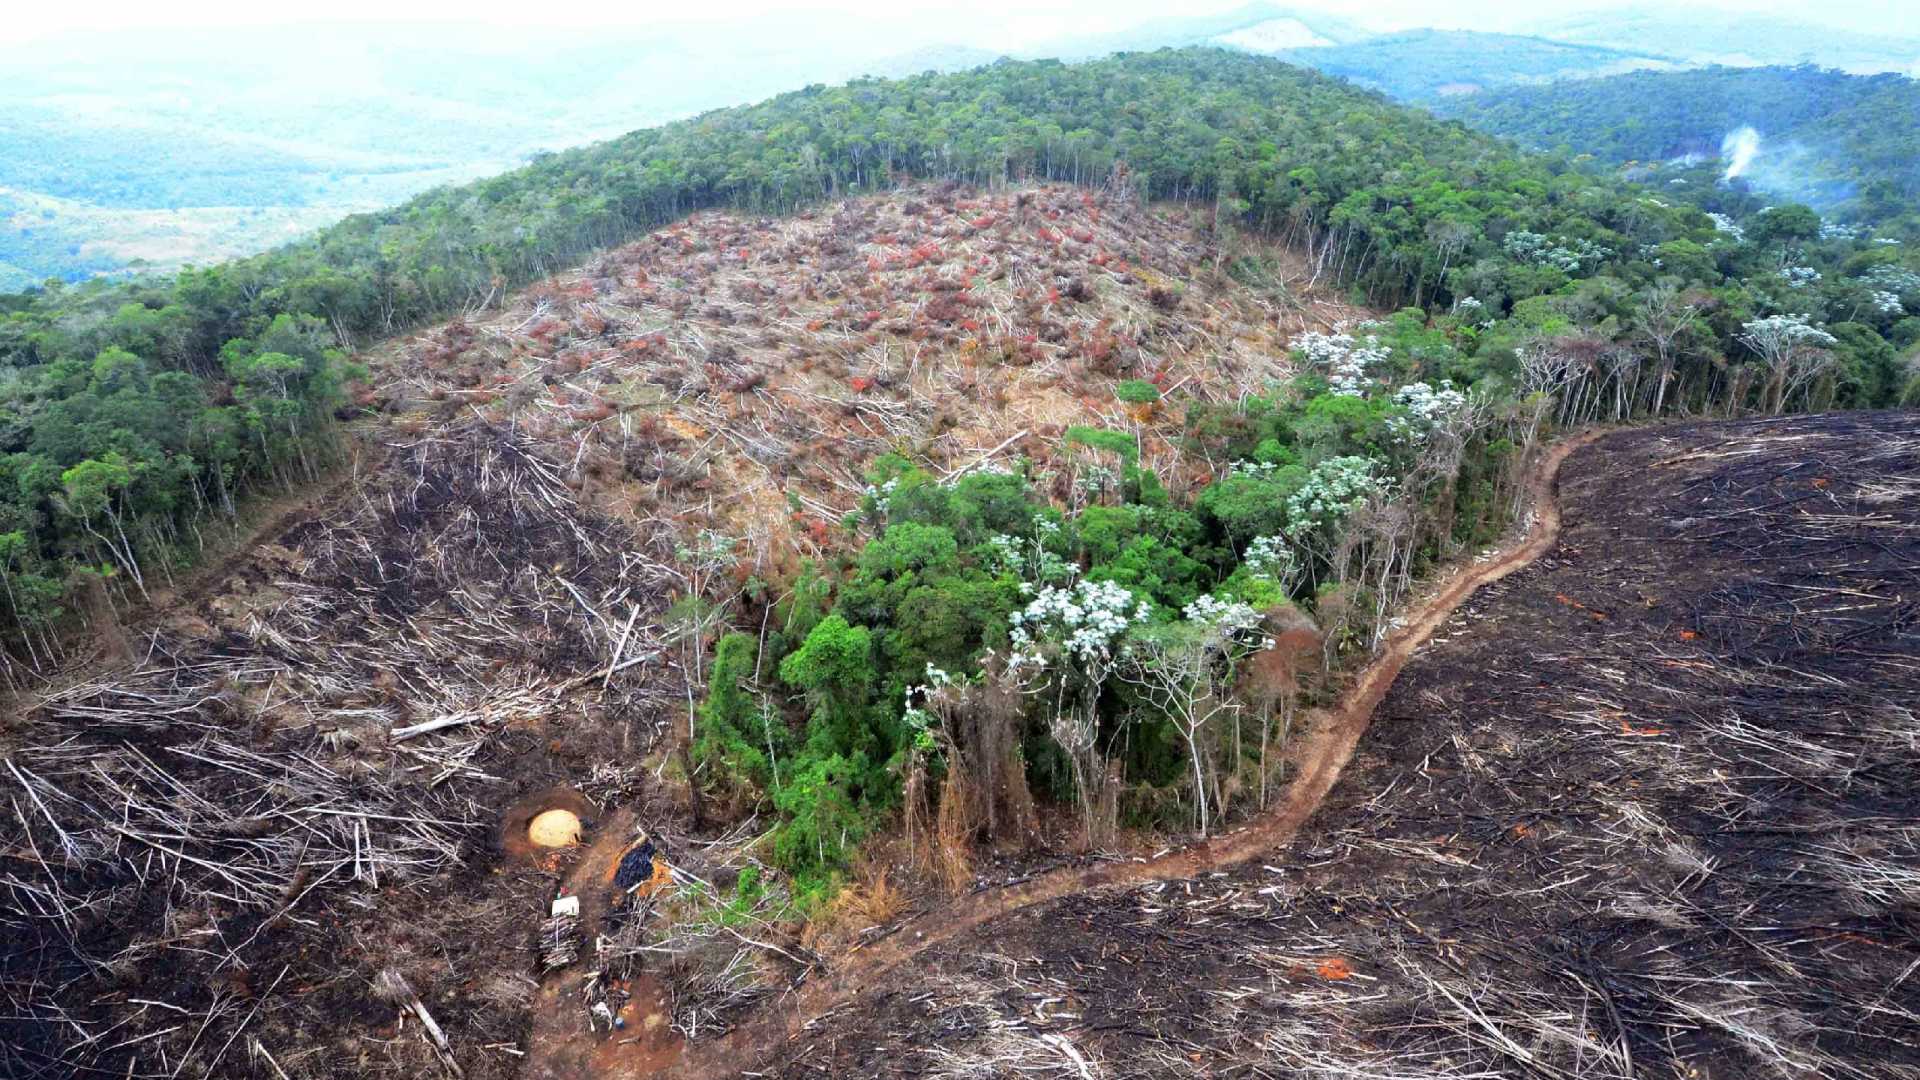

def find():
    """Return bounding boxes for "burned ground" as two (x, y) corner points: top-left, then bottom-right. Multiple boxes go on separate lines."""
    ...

(743, 411), (1920, 1080)
(0, 424), (690, 1079)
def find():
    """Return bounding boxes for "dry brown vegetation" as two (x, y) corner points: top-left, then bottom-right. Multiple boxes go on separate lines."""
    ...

(1, 424), (691, 1080)
(374, 181), (1367, 563)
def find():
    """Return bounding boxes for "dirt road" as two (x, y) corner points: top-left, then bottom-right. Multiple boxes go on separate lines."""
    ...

(643, 430), (1601, 1079)
(725, 411), (1920, 1079)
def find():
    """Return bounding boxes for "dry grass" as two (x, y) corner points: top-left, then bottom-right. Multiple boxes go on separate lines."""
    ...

(802, 860), (912, 953)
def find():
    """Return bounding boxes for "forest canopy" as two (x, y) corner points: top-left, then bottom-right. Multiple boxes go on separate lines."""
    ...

(1440, 64), (1920, 231)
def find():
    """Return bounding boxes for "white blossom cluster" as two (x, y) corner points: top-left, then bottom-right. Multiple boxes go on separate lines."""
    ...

(901, 664), (958, 752)
(1873, 237), (1902, 246)
(943, 462), (1016, 487)
(1177, 594), (1271, 651)
(1503, 230), (1612, 273)
(1779, 265), (1822, 288)
(1008, 579), (1150, 670)
(1284, 456), (1384, 539)
(1871, 290), (1905, 315)
(1294, 331), (1354, 366)
(1295, 331), (1389, 397)
(982, 533), (1024, 572)
(982, 528), (1071, 594)
(1450, 296), (1494, 330)
(1865, 264), (1920, 297)
(1820, 221), (1861, 241)
(1243, 534), (1303, 590)
(1243, 534), (1294, 575)
(862, 477), (900, 516)
(1739, 313), (1838, 352)
(1074, 464), (1117, 498)
(1387, 380), (1469, 444)
(1707, 213), (1746, 242)
(1228, 459), (1284, 479)
(1181, 593), (1262, 630)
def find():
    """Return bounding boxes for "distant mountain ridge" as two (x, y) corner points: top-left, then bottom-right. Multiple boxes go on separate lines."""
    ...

(5, 4), (1917, 288)
(1523, 7), (1920, 75)
(1267, 28), (1679, 100)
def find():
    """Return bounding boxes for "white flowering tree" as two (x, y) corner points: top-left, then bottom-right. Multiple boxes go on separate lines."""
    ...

(1007, 578), (1150, 844)
(1387, 380), (1469, 446)
(1778, 266), (1822, 288)
(1295, 330), (1390, 397)
(1117, 594), (1265, 838)
(1282, 455), (1386, 581)
(1389, 379), (1494, 557)
(1738, 314), (1837, 414)
(1864, 264), (1920, 304)
(981, 520), (1072, 594)
(1503, 230), (1612, 274)
(1242, 533), (1304, 595)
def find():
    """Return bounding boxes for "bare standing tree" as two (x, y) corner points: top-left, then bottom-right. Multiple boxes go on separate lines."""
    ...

(1634, 280), (1701, 416)
(1241, 605), (1321, 808)
(1117, 596), (1264, 838)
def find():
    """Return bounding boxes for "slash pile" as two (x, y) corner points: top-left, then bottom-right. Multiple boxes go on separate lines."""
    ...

(1, 423), (686, 1079)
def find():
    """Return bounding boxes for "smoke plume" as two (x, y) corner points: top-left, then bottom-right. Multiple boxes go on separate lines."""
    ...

(1721, 126), (1761, 182)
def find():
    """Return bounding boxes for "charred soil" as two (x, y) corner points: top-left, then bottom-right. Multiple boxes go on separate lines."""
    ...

(724, 412), (1920, 1079)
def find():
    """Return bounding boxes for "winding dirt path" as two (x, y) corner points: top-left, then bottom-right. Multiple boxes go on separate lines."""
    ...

(640, 430), (1602, 1079)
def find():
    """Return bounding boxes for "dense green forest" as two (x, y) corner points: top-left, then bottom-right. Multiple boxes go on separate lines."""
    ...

(1442, 65), (1920, 229)
(3, 47), (1915, 686)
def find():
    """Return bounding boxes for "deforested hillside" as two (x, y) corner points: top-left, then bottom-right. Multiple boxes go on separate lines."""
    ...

(374, 182), (1366, 551)
(4, 46), (1919, 1080)
(0, 179), (1415, 1080)
(6, 49), (1917, 673)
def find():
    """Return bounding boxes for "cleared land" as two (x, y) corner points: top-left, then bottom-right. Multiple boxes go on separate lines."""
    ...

(4, 181), (1912, 1080)
(0, 184), (1369, 1080)
(722, 411), (1920, 1080)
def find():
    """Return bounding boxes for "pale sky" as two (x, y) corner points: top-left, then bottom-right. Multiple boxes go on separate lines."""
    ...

(0, 0), (1912, 47)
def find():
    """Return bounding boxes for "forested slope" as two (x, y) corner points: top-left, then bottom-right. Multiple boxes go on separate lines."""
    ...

(3, 47), (1916, 669)
(1442, 65), (1920, 226)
